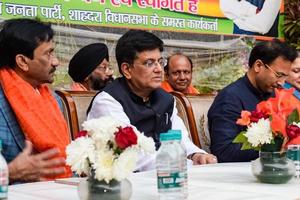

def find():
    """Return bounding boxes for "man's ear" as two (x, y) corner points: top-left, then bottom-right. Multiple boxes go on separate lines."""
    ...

(15, 54), (29, 72)
(253, 59), (264, 73)
(121, 63), (132, 79)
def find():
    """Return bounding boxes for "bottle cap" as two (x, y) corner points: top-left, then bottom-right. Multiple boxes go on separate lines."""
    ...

(160, 130), (182, 141)
(167, 130), (182, 141)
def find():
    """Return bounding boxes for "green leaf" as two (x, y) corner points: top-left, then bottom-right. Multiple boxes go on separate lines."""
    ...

(285, 24), (296, 33)
(253, 146), (261, 151)
(261, 136), (283, 152)
(288, 109), (300, 124)
(233, 131), (247, 144)
(289, 27), (297, 36)
(241, 141), (254, 150)
(114, 147), (122, 155)
(270, 139), (275, 145)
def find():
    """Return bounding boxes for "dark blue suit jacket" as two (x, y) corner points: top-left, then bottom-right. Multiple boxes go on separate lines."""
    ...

(208, 75), (272, 162)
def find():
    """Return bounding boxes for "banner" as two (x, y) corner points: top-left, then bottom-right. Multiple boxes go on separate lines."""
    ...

(0, 0), (284, 39)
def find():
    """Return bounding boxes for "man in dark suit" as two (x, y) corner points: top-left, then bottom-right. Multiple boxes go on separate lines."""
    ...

(208, 39), (297, 162)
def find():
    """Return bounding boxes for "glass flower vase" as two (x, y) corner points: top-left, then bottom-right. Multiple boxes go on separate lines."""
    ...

(252, 151), (295, 184)
(78, 177), (132, 200)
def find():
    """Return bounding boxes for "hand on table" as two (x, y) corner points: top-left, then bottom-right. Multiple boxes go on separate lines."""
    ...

(190, 153), (218, 165)
(8, 141), (66, 183)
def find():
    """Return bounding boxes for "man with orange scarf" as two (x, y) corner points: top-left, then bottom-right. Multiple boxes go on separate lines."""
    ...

(161, 53), (200, 95)
(0, 18), (71, 183)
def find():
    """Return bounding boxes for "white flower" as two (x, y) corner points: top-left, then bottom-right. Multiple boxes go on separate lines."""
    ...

(82, 117), (122, 150)
(137, 133), (155, 153)
(113, 147), (138, 181)
(83, 116), (119, 137)
(94, 150), (115, 183)
(66, 137), (95, 175)
(66, 116), (155, 182)
(245, 118), (273, 147)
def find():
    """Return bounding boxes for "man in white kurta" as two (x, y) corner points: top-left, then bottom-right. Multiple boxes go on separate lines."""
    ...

(87, 30), (217, 171)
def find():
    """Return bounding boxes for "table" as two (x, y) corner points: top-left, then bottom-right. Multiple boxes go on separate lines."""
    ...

(8, 163), (300, 200)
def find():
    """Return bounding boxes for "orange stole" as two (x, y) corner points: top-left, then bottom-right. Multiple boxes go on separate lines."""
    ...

(161, 80), (200, 94)
(0, 68), (71, 178)
(70, 82), (88, 91)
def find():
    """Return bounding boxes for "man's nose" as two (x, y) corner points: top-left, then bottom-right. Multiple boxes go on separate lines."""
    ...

(178, 72), (186, 79)
(52, 56), (59, 67)
(106, 68), (114, 76)
(276, 78), (286, 88)
(154, 64), (163, 72)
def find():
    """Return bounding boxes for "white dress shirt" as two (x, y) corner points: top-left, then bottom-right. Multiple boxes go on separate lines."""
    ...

(87, 91), (206, 171)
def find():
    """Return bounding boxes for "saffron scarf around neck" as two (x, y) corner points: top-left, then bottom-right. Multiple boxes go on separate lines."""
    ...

(0, 68), (71, 178)
(161, 80), (200, 94)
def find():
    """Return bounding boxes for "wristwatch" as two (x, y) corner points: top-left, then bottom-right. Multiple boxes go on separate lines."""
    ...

(187, 153), (197, 160)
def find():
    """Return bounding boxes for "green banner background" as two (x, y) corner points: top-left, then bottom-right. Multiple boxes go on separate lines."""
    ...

(0, 0), (283, 38)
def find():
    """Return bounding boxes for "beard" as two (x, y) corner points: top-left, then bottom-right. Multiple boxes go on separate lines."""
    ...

(90, 75), (114, 91)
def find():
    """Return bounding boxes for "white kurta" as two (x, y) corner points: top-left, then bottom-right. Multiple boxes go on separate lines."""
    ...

(87, 91), (206, 171)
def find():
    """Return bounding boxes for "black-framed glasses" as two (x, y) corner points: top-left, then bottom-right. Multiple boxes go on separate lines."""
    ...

(263, 63), (288, 79)
(139, 58), (168, 68)
(96, 66), (113, 73)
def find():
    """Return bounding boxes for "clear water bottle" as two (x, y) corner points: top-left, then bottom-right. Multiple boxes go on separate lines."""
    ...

(0, 140), (8, 200)
(156, 130), (187, 200)
(167, 130), (188, 198)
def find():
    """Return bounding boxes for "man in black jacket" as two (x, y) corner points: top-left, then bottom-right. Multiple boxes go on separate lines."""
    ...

(208, 39), (297, 162)
(88, 30), (217, 171)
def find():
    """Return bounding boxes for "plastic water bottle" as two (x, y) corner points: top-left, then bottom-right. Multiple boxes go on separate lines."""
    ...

(167, 130), (188, 198)
(156, 130), (187, 200)
(0, 140), (8, 200)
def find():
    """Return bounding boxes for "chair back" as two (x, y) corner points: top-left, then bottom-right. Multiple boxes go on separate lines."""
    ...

(171, 92), (201, 148)
(186, 94), (215, 153)
(55, 90), (97, 139)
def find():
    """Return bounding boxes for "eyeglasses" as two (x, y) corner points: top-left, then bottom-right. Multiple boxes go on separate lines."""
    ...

(138, 58), (168, 68)
(97, 66), (113, 73)
(263, 63), (288, 79)
(171, 70), (191, 77)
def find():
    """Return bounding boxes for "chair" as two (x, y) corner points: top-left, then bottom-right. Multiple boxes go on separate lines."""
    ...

(185, 94), (216, 153)
(55, 90), (97, 139)
(171, 91), (201, 148)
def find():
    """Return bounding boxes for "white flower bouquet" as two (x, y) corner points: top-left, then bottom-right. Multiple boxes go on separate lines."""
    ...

(66, 116), (155, 183)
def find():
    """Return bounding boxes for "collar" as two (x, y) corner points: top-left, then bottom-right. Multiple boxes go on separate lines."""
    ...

(284, 82), (293, 89)
(120, 77), (153, 106)
(243, 74), (272, 100)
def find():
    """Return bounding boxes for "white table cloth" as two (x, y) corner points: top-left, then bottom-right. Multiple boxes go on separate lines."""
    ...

(8, 163), (300, 200)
